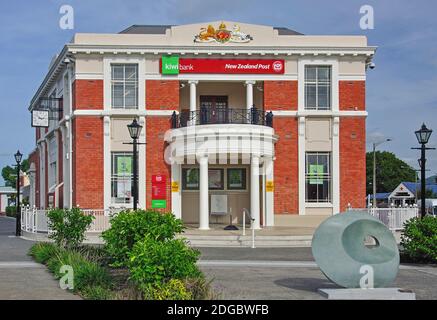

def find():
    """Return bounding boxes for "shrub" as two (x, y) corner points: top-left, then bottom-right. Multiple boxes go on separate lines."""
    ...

(6, 206), (17, 217)
(401, 216), (437, 263)
(81, 285), (114, 300)
(144, 279), (192, 300)
(29, 242), (59, 264)
(128, 236), (201, 291)
(47, 207), (94, 249)
(43, 247), (111, 292)
(101, 209), (184, 267)
(184, 277), (220, 300)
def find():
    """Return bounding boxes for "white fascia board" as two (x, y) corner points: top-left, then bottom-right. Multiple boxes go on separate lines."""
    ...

(72, 109), (178, 117)
(67, 44), (377, 57)
(270, 110), (368, 117)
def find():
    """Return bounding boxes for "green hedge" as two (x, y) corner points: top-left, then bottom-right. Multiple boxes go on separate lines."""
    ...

(101, 209), (184, 267)
(5, 206), (17, 217)
(400, 216), (437, 264)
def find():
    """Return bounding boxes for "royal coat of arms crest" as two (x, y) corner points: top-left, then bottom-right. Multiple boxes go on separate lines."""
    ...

(194, 22), (253, 43)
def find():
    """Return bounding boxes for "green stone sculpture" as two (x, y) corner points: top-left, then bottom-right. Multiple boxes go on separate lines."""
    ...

(312, 211), (400, 288)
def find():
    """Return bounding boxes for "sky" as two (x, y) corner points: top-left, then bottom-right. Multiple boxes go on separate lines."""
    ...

(0, 0), (436, 184)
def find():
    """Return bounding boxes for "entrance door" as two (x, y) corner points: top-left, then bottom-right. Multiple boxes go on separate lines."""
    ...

(200, 95), (228, 124)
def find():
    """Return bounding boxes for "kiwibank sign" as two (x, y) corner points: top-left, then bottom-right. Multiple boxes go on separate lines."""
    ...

(160, 56), (285, 75)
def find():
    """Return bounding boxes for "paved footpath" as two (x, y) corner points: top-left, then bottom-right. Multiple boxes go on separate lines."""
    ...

(0, 216), (80, 300)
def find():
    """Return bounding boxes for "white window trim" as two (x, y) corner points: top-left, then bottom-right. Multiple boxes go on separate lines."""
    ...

(103, 56), (145, 111)
(298, 58), (339, 112)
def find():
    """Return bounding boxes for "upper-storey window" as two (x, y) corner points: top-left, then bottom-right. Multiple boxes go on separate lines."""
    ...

(48, 136), (57, 190)
(305, 66), (331, 110)
(111, 64), (138, 109)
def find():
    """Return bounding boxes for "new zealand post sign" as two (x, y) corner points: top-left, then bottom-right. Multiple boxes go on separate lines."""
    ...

(161, 56), (285, 75)
(151, 175), (167, 209)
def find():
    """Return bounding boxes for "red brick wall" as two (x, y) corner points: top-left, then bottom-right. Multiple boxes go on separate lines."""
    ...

(45, 144), (48, 208)
(264, 81), (299, 214)
(145, 117), (171, 208)
(264, 81), (298, 110)
(72, 80), (104, 110)
(57, 130), (63, 208)
(273, 117), (299, 214)
(340, 117), (366, 210)
(146, 80), (180, 110)
(339, 81), (365, 111)
(28, 150), (40, 208)
(72, 117), (104, 209)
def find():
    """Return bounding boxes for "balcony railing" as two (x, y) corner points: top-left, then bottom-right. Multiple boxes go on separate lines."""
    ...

(171, 107), (273, 129)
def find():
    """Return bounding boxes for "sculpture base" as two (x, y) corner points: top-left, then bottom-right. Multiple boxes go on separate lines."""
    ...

(318, 288), (416, 300)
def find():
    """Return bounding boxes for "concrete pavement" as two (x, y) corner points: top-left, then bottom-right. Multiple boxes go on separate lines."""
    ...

(197, 247), (437, 300)
(0, 217), (80, 300)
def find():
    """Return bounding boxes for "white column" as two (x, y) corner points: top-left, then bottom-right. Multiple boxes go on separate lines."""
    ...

(103, 116), (111, 210)
(251, 155), (261, 229)
(298, 117), (306, 215)
(264, 157), (274, 226)
(332, 117), (340, 214)
(189, 80), (198, 126)
(245, 80), (255, 111)
(198, 155), (209, 230)
(171, 162), (182, 219)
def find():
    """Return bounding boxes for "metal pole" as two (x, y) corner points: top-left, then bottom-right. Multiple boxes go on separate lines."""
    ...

(373, 143), (377, 208)
(133, 138), (138, 211)
(420, 144), (426, 219)
(15, 162), (21, 236)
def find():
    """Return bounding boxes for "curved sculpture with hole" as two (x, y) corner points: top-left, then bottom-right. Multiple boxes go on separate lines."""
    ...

(312, 211), (400, 288)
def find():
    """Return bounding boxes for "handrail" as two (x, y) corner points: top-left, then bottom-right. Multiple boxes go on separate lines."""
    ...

(242, 208), (256, 249)
(171, 107), (273, 128)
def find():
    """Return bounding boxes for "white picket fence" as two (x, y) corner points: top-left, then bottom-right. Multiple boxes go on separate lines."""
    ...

(349, 207), (419, 231)
(20, 206), (113, 234)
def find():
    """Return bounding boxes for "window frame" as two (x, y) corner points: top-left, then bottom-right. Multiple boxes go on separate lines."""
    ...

(227, 168), (247, 190)
(111, 152), (134, 204)
(304, 65), (332, 111)
(111, 64), (139, 109)
(305, 152), (332, 203)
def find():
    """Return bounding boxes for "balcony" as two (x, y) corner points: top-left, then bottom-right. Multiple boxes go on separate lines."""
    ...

(171, 107), (273, 129)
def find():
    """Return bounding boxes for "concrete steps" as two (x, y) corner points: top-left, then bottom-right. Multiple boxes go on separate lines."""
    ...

(179, 234), (313, 247)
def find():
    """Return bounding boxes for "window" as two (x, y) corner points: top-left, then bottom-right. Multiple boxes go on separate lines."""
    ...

(305, 66), (331, 110)
(227, 168), (246, 190)
(305, 152), (331, 202)
(182, 168), (225, 190)
(48, 137), (57, 189)
(111, 64), (138, 109)
(111, 152), (133, 204)
(208, 169), (224, 190)
(182, 168), (199, 190)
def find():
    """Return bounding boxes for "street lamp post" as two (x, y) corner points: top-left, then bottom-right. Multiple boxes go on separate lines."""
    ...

(126, 119), (143, 211)
(372, 139), (392, 208)
(14, 150), (23, 236)
(412, 124), (435, 219)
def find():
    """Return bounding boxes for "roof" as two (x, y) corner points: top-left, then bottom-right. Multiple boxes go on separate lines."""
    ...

(401, 182), (437, 194)
(369, 192), (391, 200)
(119, 24), (303, 35)
(119, 25), (174, 34)
(0, 186), (17, 194)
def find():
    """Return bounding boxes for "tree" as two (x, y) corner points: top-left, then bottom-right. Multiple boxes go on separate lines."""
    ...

(366, 151), (416, 195)
(1, 158), (29, 187)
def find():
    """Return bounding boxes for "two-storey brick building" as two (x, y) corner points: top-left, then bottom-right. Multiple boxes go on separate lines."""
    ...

(27, 21), (376, 229)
